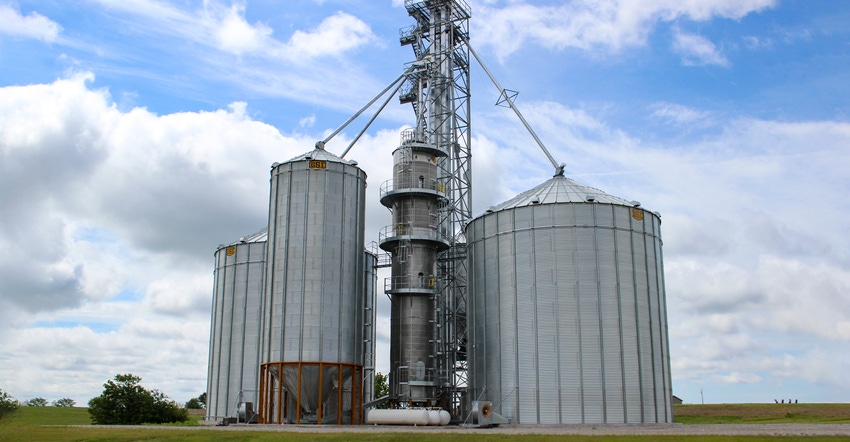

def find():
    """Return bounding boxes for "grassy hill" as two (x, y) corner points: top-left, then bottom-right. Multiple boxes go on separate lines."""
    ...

(674, 403), (850, 424)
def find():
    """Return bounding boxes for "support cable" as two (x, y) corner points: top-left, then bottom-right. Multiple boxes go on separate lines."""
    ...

(340, 76), (408, 158)
(316, 67), (414, 152)
(467, 43), (565, 177)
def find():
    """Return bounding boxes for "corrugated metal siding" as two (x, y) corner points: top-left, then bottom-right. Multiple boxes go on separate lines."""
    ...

(206, 236), (265, 421)
(262, 154), (366, 368)
(467, 194), (672, 424)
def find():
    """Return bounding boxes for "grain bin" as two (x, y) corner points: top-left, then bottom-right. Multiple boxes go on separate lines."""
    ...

(206, 228), (267, 423)
(258, 147), (368, 425)
(466, 175), (672, 424)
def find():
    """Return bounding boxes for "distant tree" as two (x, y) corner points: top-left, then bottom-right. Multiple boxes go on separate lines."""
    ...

(87, 374), (189, 425)
(52, 398), (76, 407)
(25, 397), (48, 407)
(0, 389), (20, 420)
(374, 372), (390, 409)
(185, 397), (202, 409)
(198, 392), (206, 408)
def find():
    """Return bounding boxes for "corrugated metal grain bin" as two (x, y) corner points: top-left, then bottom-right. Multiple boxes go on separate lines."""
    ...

(258, 147), (368, 425)
(466, 175), (672, 424)
(206, 229), (267, 422)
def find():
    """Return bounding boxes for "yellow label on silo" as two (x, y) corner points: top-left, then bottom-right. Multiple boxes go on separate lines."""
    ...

(631, 209), (644, 221)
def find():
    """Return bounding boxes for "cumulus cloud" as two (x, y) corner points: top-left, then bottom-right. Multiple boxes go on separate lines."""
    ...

(0, 4), (62, 41)
(0, 73), (418, 401)
(0, 73), (288, 324)
(471, 0), (774, 58)
(93, 0), (375, 61)
(286, 12), (376, 59)
(212, 2), (274, 55)
(0, 73), (302, 400)
(77, 0), (384, 116)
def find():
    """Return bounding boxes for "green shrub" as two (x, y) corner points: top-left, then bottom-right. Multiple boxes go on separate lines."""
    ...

(52, 397), (76, 407)
(24, 397), (48, 407)
(185, 397), (203, 409)
(0, 389), (20, 420)
(87, 374), (189, 425)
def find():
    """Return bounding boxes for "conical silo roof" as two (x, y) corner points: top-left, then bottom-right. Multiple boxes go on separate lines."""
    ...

(227, 228), (268, 246)
(282, 147), (357, 166)
(215, 228), (268, 251)
(485, 175), (636, 214)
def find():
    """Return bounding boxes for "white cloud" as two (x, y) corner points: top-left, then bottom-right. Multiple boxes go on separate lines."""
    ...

(145, 273), (211, 316)
(650, 102), (713, 125)
(286, 12), (376, 59)
(716, 371), (762, 384)
(743, 35), (773, 50)
(672, 28), (730, 66)
(0, 73), (310, 401)
(79, 0), (384, 115)
(212, 2), (274, 55)
(471, 0), (775, 58)
(299, 115), (316, 128)
(0, 4), (62, 41)
(92, 0), (375, 61)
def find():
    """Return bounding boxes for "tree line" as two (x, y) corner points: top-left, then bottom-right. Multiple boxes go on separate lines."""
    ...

(1, 374), (206, 425)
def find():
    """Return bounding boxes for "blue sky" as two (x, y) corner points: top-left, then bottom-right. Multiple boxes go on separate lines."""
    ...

(1, 0), (849, 407)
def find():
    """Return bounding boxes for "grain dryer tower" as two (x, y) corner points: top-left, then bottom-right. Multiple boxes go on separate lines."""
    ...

(257, 147), (369, 424)
(466, 176), (673, 424)
(380, 0), (471, 412)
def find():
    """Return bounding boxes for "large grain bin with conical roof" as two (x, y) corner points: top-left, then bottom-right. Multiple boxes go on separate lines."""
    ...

(466, 175), (672, 424)
(258, 147), (368, 425)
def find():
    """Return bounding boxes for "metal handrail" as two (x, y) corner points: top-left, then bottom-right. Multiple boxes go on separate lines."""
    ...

(384, 275), (438, 292)
(379, 224), (448, 244)
(380, 177), (445, 197)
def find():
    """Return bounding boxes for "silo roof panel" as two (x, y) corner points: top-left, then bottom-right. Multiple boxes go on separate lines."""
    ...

(285, 148), (353, 165)
(486, 175), (634, 214)
(223, 228), (268, 246)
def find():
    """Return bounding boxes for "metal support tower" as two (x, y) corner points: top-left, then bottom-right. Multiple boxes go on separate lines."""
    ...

(390, 0), (471, 417)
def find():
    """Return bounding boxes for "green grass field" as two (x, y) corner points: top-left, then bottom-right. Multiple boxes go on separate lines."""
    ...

(1, 405), (848, 441)
(673, 403), (850, 424)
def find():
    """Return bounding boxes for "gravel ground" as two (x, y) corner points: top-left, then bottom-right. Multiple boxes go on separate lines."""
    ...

(173, 423), (850, 436)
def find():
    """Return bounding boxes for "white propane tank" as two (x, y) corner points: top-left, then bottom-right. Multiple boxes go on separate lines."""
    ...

(438, 409), (451, 425)
(366, 408), (450, 426)
(428, 410), (441, 425)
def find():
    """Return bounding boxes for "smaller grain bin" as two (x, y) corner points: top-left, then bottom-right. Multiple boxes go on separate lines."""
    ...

(206, 229), (267, 423)
(466, 175), (672, 424)
(258, 147), (368, 425)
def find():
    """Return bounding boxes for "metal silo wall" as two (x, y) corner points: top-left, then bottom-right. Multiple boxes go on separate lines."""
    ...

(206, 238), (265, 421)
(258, 154), (367, 424)
(262, 157), (366, 364)
(467, 202), (672, 424)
